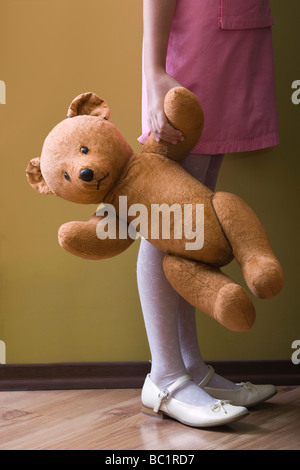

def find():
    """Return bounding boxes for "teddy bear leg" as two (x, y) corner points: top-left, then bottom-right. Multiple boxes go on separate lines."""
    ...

(58, 214), (134, 260)
(163, 254), (255, 332)
(213, 192), (284, 299)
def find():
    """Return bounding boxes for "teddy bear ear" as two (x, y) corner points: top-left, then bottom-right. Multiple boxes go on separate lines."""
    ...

(67, 92), (110, 120)
(26, 157), (53, 195)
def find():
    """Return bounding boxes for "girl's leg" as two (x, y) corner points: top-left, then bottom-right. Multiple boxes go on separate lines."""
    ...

(136, 156), (217, 406)
(137, 240), (216, 406)
(178, 154), (240, 389)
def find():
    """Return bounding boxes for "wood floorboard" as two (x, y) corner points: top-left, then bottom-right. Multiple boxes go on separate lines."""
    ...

(0, 386), (299, 450)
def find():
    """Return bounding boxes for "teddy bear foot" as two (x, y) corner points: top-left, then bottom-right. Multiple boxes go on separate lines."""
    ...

(242, 256), (284, 299)
(214, 284), (256, 332)
(212, 191), (284, 301)
(163, 254), (255, 332)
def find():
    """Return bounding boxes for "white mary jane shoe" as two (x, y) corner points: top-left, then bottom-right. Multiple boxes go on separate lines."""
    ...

(199, 366), (277, 408)
(141, 374), (248, 428)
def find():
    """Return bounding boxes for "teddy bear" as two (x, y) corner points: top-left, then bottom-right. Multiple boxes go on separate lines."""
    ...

(26, 87), (284, 332)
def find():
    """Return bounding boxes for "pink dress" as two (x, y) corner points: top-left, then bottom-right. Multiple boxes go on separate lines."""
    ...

(139, 0), (280, 155)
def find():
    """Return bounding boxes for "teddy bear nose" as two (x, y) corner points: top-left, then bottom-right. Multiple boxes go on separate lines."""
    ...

(79, 168), (94, 182)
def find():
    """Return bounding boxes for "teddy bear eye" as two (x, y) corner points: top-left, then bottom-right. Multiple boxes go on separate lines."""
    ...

(64, 172), (70, 181)
(81, 146), (89, 154)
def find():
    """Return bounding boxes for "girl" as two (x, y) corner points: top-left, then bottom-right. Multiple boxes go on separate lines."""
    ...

(137, 0), (279, 427)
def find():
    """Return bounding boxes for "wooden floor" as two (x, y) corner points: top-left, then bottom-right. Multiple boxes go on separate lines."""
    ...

(0, 386), (299, 450)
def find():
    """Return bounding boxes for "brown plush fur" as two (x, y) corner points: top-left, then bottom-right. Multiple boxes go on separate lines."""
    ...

(26, 87), (284, 332)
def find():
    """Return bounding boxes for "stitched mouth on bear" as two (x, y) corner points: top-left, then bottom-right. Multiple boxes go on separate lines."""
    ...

(96, 173), (110, 190)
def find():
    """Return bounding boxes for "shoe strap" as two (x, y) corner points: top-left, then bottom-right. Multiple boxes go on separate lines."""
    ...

(153, 374), (192, 413)
(198, 365), (215, 388)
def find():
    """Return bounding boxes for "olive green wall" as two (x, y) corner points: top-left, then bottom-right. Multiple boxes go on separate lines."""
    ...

(0, 0), (299, 364)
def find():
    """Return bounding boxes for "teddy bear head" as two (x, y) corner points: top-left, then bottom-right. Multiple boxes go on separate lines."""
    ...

(26, 93), (134, 204)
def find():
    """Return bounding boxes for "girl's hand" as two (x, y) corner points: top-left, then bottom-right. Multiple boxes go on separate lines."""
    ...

(147, 72), (184, 145)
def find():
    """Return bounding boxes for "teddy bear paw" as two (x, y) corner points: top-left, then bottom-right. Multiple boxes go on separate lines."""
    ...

(243, 256), (284, 299)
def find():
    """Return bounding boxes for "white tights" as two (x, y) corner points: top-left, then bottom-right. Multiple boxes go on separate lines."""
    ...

(136, 154), (239, 406)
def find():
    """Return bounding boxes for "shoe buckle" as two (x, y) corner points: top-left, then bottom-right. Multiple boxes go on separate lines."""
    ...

(153, 376), (192, 414)
(153, 389), (170, 413)
(158, 389), (170, 402)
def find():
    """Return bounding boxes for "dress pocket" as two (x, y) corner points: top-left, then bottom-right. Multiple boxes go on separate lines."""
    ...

(218, 0), (274, 30)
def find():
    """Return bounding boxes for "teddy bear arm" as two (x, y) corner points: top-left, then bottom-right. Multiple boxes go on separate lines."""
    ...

(58, 214), (134, 260)
(141, 87), (204, 163)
